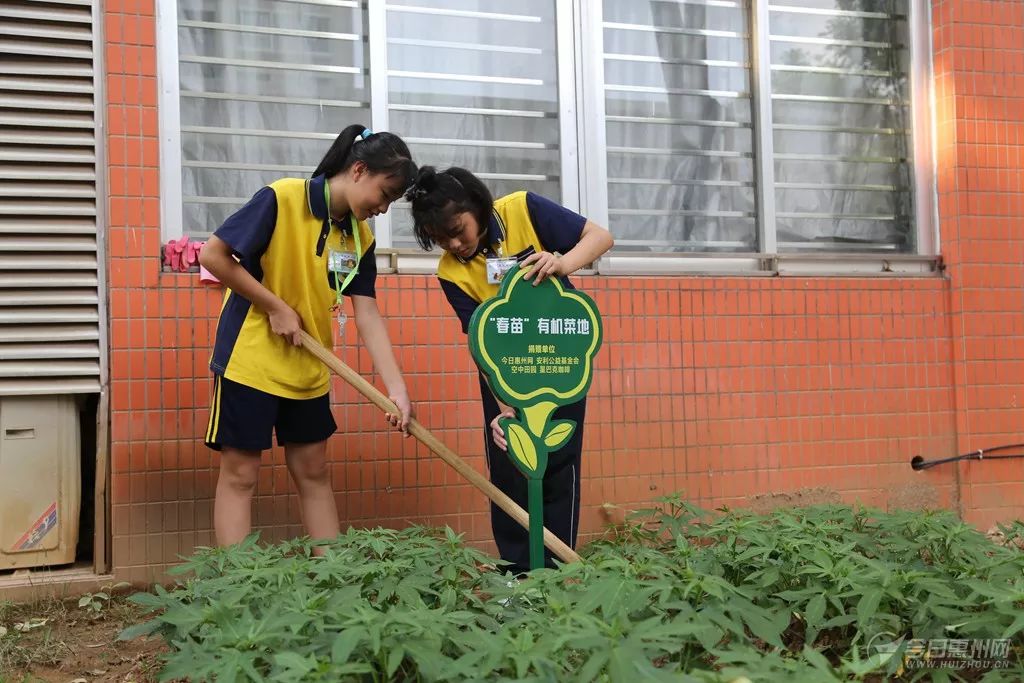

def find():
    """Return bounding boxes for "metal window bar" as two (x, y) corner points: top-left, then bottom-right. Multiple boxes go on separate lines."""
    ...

(603, 22), (746, 39)
(604, 53), (748, 68)
(179, 55), (364, 75)
(388, 37), (544, 55)
(388, 70), (543, 86)
(181, 91), (367, 109)
(177, 20), (360, 42)
(385, 5), (542, 23)
(768, 4), (905, 20)
(390, 103), (555, 118)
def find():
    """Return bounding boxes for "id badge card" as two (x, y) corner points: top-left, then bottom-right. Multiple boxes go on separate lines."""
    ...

(486, 256), (518, 284)
(328, 249), (357, 275)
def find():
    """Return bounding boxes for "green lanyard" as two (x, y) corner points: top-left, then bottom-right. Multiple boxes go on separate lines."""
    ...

(324, 181), (361, 307)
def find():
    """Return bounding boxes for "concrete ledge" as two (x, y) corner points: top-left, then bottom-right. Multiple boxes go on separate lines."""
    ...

(0, 565), (116, 602)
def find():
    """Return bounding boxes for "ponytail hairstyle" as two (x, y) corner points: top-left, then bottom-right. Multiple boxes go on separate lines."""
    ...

(404, 166), (493, 251)
(312, 124), (417, 189)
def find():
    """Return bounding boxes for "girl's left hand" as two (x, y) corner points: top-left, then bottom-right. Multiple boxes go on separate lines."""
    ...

(490, 407), (517, 451)
(521, 251), (564, 285)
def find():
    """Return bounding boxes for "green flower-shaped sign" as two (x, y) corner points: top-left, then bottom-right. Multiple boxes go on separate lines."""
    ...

(469, 264), (603, 569)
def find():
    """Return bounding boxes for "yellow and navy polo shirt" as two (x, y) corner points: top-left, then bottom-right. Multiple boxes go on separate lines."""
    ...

(209, 174), (376, 399)
(438, 191), (587, 333)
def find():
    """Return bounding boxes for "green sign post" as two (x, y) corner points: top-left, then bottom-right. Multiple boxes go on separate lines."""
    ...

(468, 264), (603, 570)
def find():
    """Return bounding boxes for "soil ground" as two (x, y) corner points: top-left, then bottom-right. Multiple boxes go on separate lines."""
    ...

(0, 593), (164, 683)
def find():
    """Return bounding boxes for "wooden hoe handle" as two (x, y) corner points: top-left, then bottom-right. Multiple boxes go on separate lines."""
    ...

(299, 330), (581, 564)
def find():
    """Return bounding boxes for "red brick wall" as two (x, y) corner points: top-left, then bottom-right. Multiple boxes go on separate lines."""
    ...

(932, 0), (1024, 531)
(103, 0), (1022, 583)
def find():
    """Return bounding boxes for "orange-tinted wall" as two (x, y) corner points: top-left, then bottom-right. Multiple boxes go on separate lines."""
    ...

(104, 0), (1023, 582)
(931, 0), (1024, 531)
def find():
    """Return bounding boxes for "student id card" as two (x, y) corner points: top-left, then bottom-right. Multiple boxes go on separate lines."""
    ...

(328, 249), (358, 275)
(486, 256), (518, 284)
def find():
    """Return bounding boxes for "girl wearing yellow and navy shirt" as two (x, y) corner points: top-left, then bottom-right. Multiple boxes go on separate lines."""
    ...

(199, 125), (417, 548)
(406, 167), (614, 574)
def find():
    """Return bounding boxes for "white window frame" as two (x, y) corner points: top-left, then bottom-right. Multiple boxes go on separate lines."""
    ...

(156, 0), (184, 246)
(589, 0), (938, 277)
(156, 0), (938, 277)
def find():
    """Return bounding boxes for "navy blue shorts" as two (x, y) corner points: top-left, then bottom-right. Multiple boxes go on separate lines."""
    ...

(204, 375), (337, 453)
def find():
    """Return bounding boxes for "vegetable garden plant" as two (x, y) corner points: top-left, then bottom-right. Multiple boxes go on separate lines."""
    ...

(122, 498), (1024, 682)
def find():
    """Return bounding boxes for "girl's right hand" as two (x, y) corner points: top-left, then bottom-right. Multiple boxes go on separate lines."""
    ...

(386, 391), (414, 436)
(268, 303), (303, 346)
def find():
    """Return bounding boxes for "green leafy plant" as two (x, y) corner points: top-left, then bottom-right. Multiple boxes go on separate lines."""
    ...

(78, 582), (131, 616)
(122, 501), (1024, 682)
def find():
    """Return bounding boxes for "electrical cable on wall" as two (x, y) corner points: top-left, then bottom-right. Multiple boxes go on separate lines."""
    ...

(911, 443), (1024, 471)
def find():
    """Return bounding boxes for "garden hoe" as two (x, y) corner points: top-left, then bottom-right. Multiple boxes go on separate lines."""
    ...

(299, 330), (581, 565)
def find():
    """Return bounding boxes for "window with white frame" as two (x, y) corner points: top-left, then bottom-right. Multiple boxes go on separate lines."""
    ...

(599, 0), (915, 254)
(168, 0), (369, 236)
(385, 1), (563, 247)
(159, 0), (931, 265)
(601, 0), (756, 253)
(767, 1), (913, 253)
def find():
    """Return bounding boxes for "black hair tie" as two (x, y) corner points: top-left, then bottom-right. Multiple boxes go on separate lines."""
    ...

(405, 185), (430, 202)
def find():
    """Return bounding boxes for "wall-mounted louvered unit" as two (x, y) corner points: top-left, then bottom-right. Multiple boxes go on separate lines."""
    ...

(0, 0), (100, 397)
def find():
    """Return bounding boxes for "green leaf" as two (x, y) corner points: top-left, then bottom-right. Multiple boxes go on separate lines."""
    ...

(395, 584), (424, 607)
(273, 652), (316, 675)
(742, 608), (786, 649)
(330, 628), (364, 664)
(386, 646), (405, 678)
(821, 613), (858, 629)
(128, 591), (168, 610)
(695, 624), (725, 651)
(754, 566), (781, 588)
(405, 642), (450, 680)
(543, 420), (575, 450)
(506, 422), (538, 471)
(856, 588), (883, 630)
(811, 549), (834, 570)
(159, 606), (205, 634)
(801, 645), (836, 676)
(804, 594), (826, 644)
(577, 649), (610, 682)
(575, 577), (626, 616)
(608, 647), (638, 683)
(238, 653), (263, 681)
(117, 619), (162, 641)
(805, 594), (826, 625)
(1000, 611), (1024, 640)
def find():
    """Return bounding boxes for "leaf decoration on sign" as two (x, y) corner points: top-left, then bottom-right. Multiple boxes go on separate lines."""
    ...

(506, 422), (537, 472)
(543, 420), (576, 450)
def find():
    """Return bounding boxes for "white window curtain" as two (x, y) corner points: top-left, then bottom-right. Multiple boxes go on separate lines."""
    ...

(602, 0), (756, 253)
(602, 0), (913, 253)
(384, 0), (562, 247)
(176, 0), (369, 237)
(769, 0), (913, 252)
